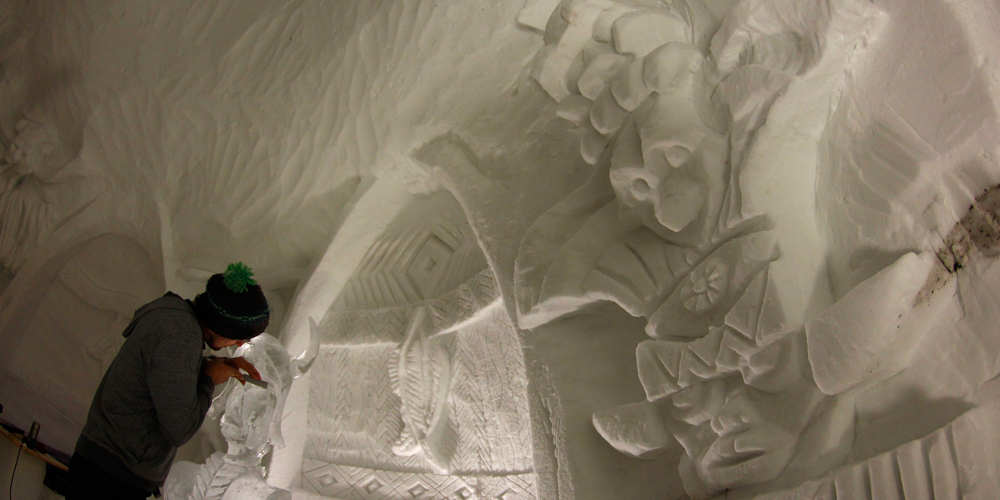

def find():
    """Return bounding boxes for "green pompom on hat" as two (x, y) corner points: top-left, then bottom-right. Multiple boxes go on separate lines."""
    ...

(195, 262), (270, 340)
(223, 262), (257, 293)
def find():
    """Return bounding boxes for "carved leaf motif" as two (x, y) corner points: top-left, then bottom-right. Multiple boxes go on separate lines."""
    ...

(205, 463), (247, 500)
(391, 307), (457, 473)
(184, 452), (257, 500)
(189, 452), (226, 500)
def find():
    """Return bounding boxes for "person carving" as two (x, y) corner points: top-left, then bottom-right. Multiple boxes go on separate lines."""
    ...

(66, 262), (270, 500)
(163, 333), (302, 500)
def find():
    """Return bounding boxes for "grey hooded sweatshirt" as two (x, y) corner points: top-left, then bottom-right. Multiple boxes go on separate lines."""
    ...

(75, 293), (215, 491)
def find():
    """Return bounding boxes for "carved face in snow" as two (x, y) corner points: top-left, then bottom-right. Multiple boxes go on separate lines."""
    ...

(610, 91), (727, 246)
(663, 336), (824, 493)
(3, 118), (69, 182)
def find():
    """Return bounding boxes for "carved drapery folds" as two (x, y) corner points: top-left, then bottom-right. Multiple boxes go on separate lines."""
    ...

(754, 400), (1000, 500)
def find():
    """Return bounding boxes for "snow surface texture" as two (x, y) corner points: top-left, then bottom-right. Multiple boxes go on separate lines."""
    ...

(0, 0), (999, 499)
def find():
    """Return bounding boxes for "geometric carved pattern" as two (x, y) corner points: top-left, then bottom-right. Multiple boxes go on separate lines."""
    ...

(636, 264), (787, 401)
(408, 234), (454, 298)
(320, 269), (500, 346)
(448, 305), (533, 474)
(302, 460), (537, 500)
(323, 308), (411, 346)
(338, 220), (486, 311)
(305, 290), (535, 497)
(306, 346), (424, 471)
(306, 300), (534, 476)
(304, 191), (534, 497)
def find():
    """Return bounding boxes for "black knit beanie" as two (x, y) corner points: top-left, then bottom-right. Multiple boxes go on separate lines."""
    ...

(194, 262), (270, 340)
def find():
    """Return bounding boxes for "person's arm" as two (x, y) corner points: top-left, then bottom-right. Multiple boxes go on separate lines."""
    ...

(203, 356), (262, 386)
(147, 331), (215, 447)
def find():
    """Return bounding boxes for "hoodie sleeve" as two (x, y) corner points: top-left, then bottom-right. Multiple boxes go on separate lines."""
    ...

(146, 328), (215, 447)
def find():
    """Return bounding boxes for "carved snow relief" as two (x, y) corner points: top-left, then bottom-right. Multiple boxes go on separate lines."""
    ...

(301, 460), (536, 500)
(0, 117), (94, 272)
(303, 192), (535, 499)
(316, 191), (490, 346)
(0, 1), (997, 499)
(390, 307), (458, 474)
(304, 298), (536, 499)
(679, 261), (726, 314)
(514, 0), (1000, 498)
(594, 265), (854, 497)
(757, 400), (1000, 500)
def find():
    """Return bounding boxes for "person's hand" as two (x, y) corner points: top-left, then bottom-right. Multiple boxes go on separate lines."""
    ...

(202, 356), (262, 386)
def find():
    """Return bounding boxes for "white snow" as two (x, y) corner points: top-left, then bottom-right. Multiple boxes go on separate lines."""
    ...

(1, 0), (999, 499)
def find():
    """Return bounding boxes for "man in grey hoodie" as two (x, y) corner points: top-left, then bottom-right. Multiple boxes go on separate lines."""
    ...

(66, 263), (271, 499)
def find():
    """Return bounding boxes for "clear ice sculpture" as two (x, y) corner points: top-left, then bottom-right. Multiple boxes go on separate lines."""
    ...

(164, 331), (318, 500)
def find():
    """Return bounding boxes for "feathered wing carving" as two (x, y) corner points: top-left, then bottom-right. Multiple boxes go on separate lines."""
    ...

(390, 307), (459, 474)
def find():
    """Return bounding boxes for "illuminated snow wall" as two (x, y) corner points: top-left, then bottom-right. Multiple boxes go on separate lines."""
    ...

(1, 0), (1000, 499)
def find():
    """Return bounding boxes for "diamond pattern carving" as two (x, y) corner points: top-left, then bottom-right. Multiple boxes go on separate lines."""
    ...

(408, 234), (455, 297)
(407, 483), (428, 497)
(301, 460), (537, 500)
(364, 478), (384, 494)
(337, 219), (485, 311)
(303, 193), (535, 500)
(317, 472), (338, 487)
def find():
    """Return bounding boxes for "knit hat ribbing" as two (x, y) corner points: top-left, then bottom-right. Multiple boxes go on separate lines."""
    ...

(195, 263), (270, 340)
